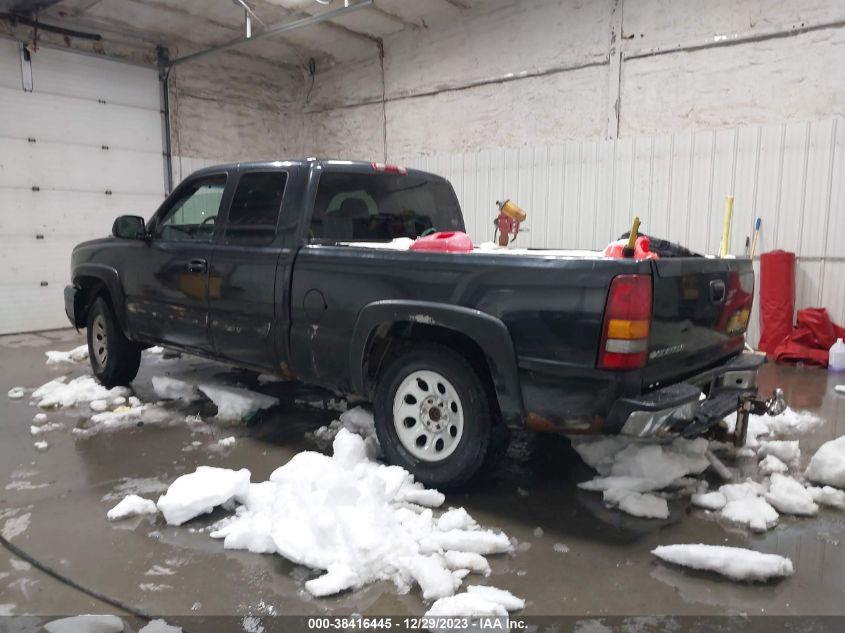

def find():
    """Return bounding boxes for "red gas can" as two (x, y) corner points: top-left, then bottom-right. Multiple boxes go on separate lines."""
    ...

(409, 231), (474, 253)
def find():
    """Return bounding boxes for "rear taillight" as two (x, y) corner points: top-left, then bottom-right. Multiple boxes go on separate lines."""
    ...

(598, 274), (652, 370)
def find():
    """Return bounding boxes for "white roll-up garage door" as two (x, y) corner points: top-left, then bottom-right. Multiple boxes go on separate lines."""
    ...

(0, 39), (165, 334)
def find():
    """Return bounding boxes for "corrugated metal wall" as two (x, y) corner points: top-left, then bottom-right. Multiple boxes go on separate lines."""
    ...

(403, 118), (845, 347)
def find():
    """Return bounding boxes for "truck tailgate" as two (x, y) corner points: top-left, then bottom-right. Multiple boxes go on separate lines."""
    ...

(643, 257), (754, 388)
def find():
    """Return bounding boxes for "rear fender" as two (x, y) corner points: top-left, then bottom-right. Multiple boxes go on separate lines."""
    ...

(350, 300), (525, 427)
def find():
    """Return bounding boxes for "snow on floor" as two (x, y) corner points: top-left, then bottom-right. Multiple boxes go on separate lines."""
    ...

(691, 491), (727, 511)
(152, 376), (199, 401)
(7, 387), (24, 399)
(758, 440), (801, 466)
(572, 436), (708, 518)
(153, 429), (512, 603)
(808, 485), (845, 509)
(308, 406), (379, 453)
(45, 344), (89, 365)
(424, 584), (524, 619)
(72, 401), (172, 437)
(138, 620), (182, 633)
(651, 544), (793, 582)
(198, 384), (278, 421)
(764, 474), (818, 516)
(602, 489), (669, 519)
(805, 435), (845, 488)
(108, 495), (159, 520)
(157, 467), (250, 526)
(759, 454), (788, 475)
(723, 407), (823, 447)
(33, 375), (131, 408)
(43, 615), (125, 633)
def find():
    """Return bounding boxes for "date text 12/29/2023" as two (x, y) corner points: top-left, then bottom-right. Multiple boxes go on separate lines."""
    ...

(307, 616), (526, 630)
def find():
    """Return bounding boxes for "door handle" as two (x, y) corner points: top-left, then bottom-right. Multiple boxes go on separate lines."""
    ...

(188, 258), (207, 273)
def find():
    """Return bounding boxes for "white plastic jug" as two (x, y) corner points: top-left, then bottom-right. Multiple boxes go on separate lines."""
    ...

(830, 338), (845, 372)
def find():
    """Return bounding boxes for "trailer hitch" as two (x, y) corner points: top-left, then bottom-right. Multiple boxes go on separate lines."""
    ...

(733, 388), (786, 447)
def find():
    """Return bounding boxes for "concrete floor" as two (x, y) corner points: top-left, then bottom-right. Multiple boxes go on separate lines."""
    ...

(1, 330), (845, 625)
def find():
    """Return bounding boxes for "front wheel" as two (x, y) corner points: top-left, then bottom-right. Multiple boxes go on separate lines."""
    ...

(373, 345), (494, 489)
(87, 296), (142, 387)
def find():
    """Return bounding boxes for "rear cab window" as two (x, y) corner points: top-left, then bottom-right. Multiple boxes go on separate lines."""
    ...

(309, 171), (463, 242)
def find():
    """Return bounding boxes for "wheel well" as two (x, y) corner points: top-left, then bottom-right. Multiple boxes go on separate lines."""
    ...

(363, 321), (502, 422)
(73, 277), (110, 327)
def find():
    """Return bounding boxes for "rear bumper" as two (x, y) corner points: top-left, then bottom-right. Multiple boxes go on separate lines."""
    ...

(608, 352), (764, 438)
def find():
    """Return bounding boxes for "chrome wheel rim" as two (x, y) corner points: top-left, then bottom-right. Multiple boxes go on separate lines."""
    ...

(393, 369), (464, 462)
(92, 314), (108, 369)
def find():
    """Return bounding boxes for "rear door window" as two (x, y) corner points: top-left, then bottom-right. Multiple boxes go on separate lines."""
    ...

(224, 171), (288, 246)
(309, 172), (462, 242)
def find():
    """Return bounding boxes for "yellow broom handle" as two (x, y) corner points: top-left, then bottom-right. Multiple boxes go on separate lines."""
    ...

(719, 196), (734, 258)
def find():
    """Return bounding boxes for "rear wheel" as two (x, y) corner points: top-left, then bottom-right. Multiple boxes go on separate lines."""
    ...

(87, 296), (141, 387)
(373, 345), (495, 489)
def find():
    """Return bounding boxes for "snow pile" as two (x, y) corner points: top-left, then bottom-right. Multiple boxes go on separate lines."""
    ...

(139, 620), (182, 633)
(33, 376), (131, 408)
(719, 480), (779, 532)
(691, 491), (727, 511)
(33, 440), (49, 451)
(73, 401), (171, 437)
(805, 436), (845, 488)
(425, 585), (524, 618)
(159, 430), (511, 601)
(759, 454), (789, 475)
(108, 495), (159, 520)
(198, 384), (278, 421)
(7, 387), (24, 399)
(724, 407), (823, 448)
(309, 406), (379, 453)
(152, 376), (199, 401)
(574, 437), (710, 491)
(216, 436), (237, 448)
(602, 489), (668, 519)
(157, 467), (250, 526)
(573, 436), (709, 519)
(808, 485), (845, 509)
(30, 422), (64, 436)
(758, 440), (801, 466)
(764, 408), (824, 437)
(652, 544), (793, 582)
(44, 615), (125, 633)
(764, 473), (818, 516)
(45, 345), (89, 365)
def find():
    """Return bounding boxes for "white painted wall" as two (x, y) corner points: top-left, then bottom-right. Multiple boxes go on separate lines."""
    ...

(404, 117), (845, 346)
(301, 0), (845, 158)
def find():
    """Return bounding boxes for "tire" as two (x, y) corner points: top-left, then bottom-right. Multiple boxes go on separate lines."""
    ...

(87, 296), (142, 387)
(373, 344), (495, 489)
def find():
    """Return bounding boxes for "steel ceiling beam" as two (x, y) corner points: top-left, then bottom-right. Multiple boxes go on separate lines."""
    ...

(168, 0), (374, 68)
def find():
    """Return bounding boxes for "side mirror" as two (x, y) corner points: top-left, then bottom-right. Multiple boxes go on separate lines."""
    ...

(112, 215), (147, 239)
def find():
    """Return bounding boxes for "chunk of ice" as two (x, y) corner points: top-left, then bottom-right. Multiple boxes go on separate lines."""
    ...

(805, 436), (845, 488)
(108, 495), (159, 520)
(157, 467), (250, 525)
(652, 544), (793, 581)
(198, 384), (278, 421)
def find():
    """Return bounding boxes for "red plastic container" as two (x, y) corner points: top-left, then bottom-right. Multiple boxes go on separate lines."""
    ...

(409, 231), (474, 253)
(758, 250), (796, 354)
(602, 235), (659, 260)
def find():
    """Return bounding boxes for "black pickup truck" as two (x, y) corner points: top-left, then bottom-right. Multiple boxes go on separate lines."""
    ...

(65, 158), (778, 487)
